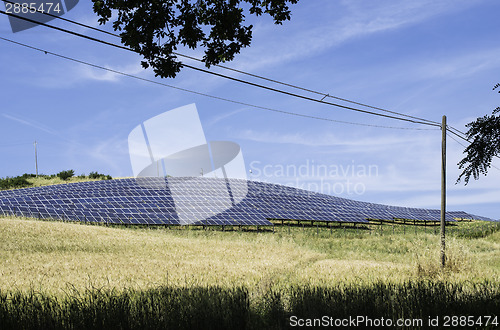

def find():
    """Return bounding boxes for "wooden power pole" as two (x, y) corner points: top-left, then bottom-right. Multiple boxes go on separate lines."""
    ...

(34, 140), (38, 178)
(440, 115), (447, 268)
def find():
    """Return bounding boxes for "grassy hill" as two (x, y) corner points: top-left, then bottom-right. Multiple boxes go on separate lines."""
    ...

(0, 172), (116, 191)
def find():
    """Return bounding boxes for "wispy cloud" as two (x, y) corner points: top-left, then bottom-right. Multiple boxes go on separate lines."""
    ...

(76, 61), (145, 82)
(240, 126), (500, 212)
(449, 190), (500, 207)
(385, 189), (500, 209)
(237, 0), (474, 71)
(237, 129), (428, 148)
(2, 113), (59, 135)
(22, 53), (147, 88)
(204, 108), (248, 127)
(79, 135), (130, 174)
(412, 48), (500, 81)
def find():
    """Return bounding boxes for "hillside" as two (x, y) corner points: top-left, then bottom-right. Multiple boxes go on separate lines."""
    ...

(0, 174), (118, 189)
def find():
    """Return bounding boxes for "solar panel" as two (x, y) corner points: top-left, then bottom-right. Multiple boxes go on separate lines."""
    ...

(0, 177), (489, 226)
(447, 211), (498, 222)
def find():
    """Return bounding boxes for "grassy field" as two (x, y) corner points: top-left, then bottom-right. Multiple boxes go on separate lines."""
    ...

(0, 217), (498, 328)
(0, 217), (498, 292)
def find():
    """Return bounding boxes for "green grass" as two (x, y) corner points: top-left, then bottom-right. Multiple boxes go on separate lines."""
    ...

(0, 174), (119, 191)
(0, 286), (250, 330)
(0, 281), (498, 330)
(1, 217), (498, 290)
(0, 217), (498, 329)
(24, 176), (117, 188)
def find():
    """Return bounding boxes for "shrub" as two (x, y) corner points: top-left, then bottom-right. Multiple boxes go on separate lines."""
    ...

(88, 171), (101, 179)
(89, 171), (113, 180)
(0, 176), (32, 190)
(57, 170), (75, 181)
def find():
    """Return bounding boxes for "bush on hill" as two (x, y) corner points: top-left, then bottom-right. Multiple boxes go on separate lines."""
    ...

(0, 176), (32, 190)
(89, 171), (112, 180)
(57, 170), (75, 181)
(1, 170), (112, 190)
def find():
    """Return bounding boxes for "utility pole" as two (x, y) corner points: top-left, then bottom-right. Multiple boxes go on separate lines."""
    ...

(440, 115), (446, 268)
(34, 140), (38, 178)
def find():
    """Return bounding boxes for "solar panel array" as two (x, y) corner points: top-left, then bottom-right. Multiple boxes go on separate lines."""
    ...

(447, 211), (498, 222)
(0, 177), (477, 226)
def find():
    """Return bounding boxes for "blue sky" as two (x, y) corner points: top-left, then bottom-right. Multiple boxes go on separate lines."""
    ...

(1, 0), (499, 219)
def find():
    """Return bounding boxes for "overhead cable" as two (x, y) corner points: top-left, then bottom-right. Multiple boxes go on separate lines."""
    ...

(0, 36), (438, 131)
(1, 0), (442, 125)
(0, 9), (441, 128)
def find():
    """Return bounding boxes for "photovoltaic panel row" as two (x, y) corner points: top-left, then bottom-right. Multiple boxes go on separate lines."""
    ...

(0, 177), (474, 226)
(447, 211), (498, 222)
(244, 181), (368, 223)
(0, 177), (273, 226)
(242, 180), (454, 223)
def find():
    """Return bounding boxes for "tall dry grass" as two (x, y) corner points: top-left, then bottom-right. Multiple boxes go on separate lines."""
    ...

(0, 217), (498, 328)
(0, 218), (498, 294)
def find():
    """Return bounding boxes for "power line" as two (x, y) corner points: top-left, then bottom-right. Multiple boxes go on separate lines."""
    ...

(2, 4), (480, 134)
(446, 132), (468, 148)
(0, 36), (437, 131)
(447, 132), (500, 170)
(447, 127), (471, 144)
(448, 124), (500, 159)
(1, 0), (441, 126)
(0, 9), (440, 128)
(183, 63), (439, 126)
(5, 5), (500, 182)
(2, 0), (118, 37)
(447, 125), (469, 139)
(197, 61), (441, 125)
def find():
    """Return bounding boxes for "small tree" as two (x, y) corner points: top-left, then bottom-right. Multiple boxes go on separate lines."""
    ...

(57, 170), (75, 181)
(88, 171), (100, 179)
(92, 0), (299, 78)
(0, 176), (32, 190)
(89, 171), (113, 180)
(457, 84), (500, 184)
